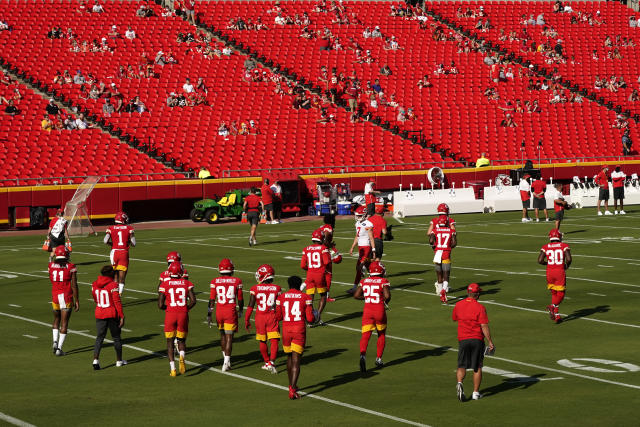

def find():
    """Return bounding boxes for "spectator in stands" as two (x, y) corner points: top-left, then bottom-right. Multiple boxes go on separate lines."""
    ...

(92, 0), (104, 13)
(397, 108), (406, 122)
(41, 115), (54, 132)
(63, 70), (72, 84)
(125, 26), (136, 40)
(218, 122), (230, 138)
(88, 84), (100, 100)
(46, 98), (60, 116)
(417, 75), (432, 89)
(536, 13), (545, 26)
(108, 25), (120, 39)
(475, 153), (490, 168)
(73, 70), (85, 85)
(244, 56), (257, 71)
(629, 16), (637, 28)
(136, 4), (153, 18)
(47, 26), (62, 39)
(500, 114), (517, 127)
(380, 64), (392, 76)
(103, 98), (115, 116)
(371, 26), (382, 38)
(182, 78), (194, 94)
(198, 166), (211, 179)
(5, 100), (18, 116)
(75, 113), (88, 129)
(166, 92), (177, 107)
(155, 51), (167, 66)
(622, 129), (632, 156)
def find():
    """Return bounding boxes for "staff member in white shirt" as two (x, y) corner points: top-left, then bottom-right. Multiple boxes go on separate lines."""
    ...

(519, 174), (532, 222)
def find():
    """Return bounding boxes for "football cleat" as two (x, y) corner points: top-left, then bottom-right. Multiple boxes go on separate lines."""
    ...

(546, 305), (555, 321)
(535, 218), (540, 222)
(440, 289), (448, 304)
(434, 282), (443, 295)
(604, 210), (612, 216)
(597, 211), (603, 216)
(456, 382), (465, 402)
(93, 361), (100, 371)
(359, 355), (366, 373)
(268, 361), (278, 374)
(52, 341), (58, 354)
(375, 357), (384, 368)
(472, 391), (482, 400)
(179, 356), (186, 374)
(170, 369), (177, 377)
(116, 360), (127, 367)
(614, 211), (619, 215)
(222, 361), (230, 372)
(326, 296), (336, 302)
(261, 362), (272, 371)
(248, 236), (253, 246)
(620, 210), (626, 215)
(253, 238), (258, 246)
(288, 386), (300, 400)
(554, 315), (563, 324)
(55, 349), (65, 357)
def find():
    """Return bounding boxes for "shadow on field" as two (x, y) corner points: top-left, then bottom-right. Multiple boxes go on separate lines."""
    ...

(66, 332), (161, 357)
(480, 374), (546, 397)
(387, 269), (429, 278)
(563, 229), (587, 235)
(261, 239), (299, 245)
(384, 347), (450, 369)
(122, 297), (158, 308)
(301, 347), (347, 366)
(74, 260), (106, 266)
(450, 280), (501, 294)
(325, 311), (362, 324)
(563, 305), (610, 322)
(302, 369), (379, 394)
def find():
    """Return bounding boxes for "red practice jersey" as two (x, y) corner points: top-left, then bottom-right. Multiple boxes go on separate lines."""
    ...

(49, 261), (77, 290)
(250, 283), (282, 314)
(92, 276), (124, 319)
(433, 224), (455, 252)
(301, 244), (331, 273)
(159, 278), (194, 313)
(541, 242), (570, 272)
(210, 276), (243, 309)
(359, 277), (390, 310)
(276, 290), (314, 331)
(159, 264), (189, 284)
(429, 215), (456, 233)
(106, 224), (134, 250)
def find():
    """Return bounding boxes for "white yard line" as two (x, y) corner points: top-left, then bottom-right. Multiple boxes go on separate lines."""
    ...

(404, 307), (421, 311)
(516, 298), (534, 302)
(587, 293), (607, 297)
(622, 290), (640, 295)
(8, 304), (21, 308)
(0, 311), (429, 427)
(0, 412), (37, 427)
(22, 335), (37, 339)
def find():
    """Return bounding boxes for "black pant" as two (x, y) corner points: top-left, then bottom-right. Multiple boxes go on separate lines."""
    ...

(94, 318), (122, 359)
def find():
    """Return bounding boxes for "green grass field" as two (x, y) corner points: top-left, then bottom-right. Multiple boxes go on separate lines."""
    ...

(1, 210), (639, 427)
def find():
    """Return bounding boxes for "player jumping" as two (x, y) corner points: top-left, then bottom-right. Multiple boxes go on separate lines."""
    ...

(104, 211), (135, 294)
(353, 261), (391, 372)
(245, 264), (281, 374)
(348, 205), (376, 294)
(158, 262), (196, 376)
(276, 275), (315, 399)
(48, 245), (79, 356)
(428, 203), (457, 303)
(301, 230), (331, 326)
(209, 259), (243, 372)
(538, 229), (572, 324)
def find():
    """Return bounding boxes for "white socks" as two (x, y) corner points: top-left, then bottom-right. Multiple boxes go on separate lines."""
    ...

(224, 355), (230, 365)
(118, 283), (125, 294)
(443, 281), (449, 292)
(170, 361), (176, 371)
(58, 333), (67, 350)
(179, 350), (185, 359)
(52, 329), (59, 345)
(93, 359), (99, 365)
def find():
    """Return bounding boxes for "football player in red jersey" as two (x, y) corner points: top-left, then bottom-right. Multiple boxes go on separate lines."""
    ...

(315, 214), (342, 302)
(208, 259), (243, 372)
(158, 251), (190, 289)
(104, 211), (136, 294)
(91, 265), (125, 370)
(353, 261), (391, 372)
(158, 262), (196, 376)
(276, 275), (315, 399)
(245, 264), (282, 374)
(301, 230), (331, 325)
(368, 205), (388, 261)
(48, 245), (79, 356)
(348, 205), (376, 293)
(428, 203), (457, 303)
(538, 229), (572, 323)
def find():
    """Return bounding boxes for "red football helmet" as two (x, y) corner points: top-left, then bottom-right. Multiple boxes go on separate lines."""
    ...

(437, 203), (450, 215)
(255, 264), (275, 283)
(166, 251), (182, 265)
(436, 216), (450, 227)
(168, 262), (183, 278)
(368, 261), (386, 276)
(54, 245), (69, 260)
(114, 211), (129, 224)
(219, 258), (234, 274)
(355, 205), (367, 220)
(549, 229), (562, 241)
(311, 229), (323, 242)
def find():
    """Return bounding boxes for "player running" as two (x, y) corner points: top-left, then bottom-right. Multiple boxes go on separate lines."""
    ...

(353, 261), (391, 372)
(428, 203), (457, 303)
(91, 265), (126, 370)
(208, 259), (243, 372)
(45, 209), (71, 261)
(348, 205), (376, 294)
(245, 264), (281, 374)
(104, 211), (135, 294)
(315, 214), (342, 302)
(158, 262), (196, 376)
(48, 245), (79, 356)
(276, 275), (315, 399)
(538, 229), (572, 324)
(301, 230), (331, 326)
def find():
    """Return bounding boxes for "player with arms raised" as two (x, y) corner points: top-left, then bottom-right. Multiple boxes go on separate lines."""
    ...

(353, 261), (391, 372)
(348, 205), (376, 294)
(158, 262), (196, 376)
(276, 275), (315, 399)
(104, 211), (135, 294)
(538, 229), (572, 323)
(245, 264), (281, 374)
(48, 246), (79, 356)
(208, 259), (243, 372)
(428, 203), (457, 303)
(301, 230), (331, 325)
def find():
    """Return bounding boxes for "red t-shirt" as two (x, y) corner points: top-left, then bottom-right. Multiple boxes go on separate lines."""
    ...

(261, 184), (274, 204)
(368, 215), (387, 239)
(245, 194), (261, 212)
(531, 180), (546, 199)
(595, 171), (609, 188)
(92, 276), (124, 319)
(452, 298), (489, 341)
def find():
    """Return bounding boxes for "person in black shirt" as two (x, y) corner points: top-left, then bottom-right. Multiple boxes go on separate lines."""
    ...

(5, 100), (18, 116)
(46, 98), (59, 116)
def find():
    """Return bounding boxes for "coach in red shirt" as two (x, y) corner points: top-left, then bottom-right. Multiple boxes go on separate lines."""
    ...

(531, 177), (549, 222)
(596, 165), (611, 216)
(368, 206), (387, 261)
(261, 178), (275, 223)
(92, 265), (125, 370)
(452, 283), (494, 401)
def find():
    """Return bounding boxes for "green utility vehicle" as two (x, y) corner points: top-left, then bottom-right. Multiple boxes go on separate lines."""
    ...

(190, 189), (250, 224)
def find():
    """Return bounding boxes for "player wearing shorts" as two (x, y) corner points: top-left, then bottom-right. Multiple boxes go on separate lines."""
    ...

(315, 214), (342, 302)
(353, 261), (391, 372)
(208, 259), (243, 372)
(596, 165), (611, 216)
(368, 206), (388, 261)
(158, 251), (189, 290)
(348, 205), (376, 294)
(46, 209), (71, 261)
(158, 262), (196, 376)
(245, 264), (282, 374)
(301, 230), (331, 325)
(91, 265), (126, 370)
(275, 276), (315, 399)
(611, 165), (626, 215)
(531, 178), (549, 222)
(48, 245), (79, 356)
(104, 211), (135, 294)
(243, 187), (263, 246)
(428, 204), (457, 303)
(538, 229), (572, 323)
(553, 183), (569, 230)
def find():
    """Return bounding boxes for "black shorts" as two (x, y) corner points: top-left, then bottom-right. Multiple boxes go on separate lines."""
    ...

(522, 199), (530, 209)
(263, 203), (273, 212)
(49, 234), (65, 250)
(599, 188), (610, 201)
(555, 209), (564, 221)
(374, 238), (383, 258)
(532, 197), (546, 210)
(246, 212), (260, 226)
(613, 187), (624, 200)
(458, 339), (485, 372)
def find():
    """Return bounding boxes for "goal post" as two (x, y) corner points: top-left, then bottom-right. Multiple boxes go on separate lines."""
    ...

(64, 176), (101, 237)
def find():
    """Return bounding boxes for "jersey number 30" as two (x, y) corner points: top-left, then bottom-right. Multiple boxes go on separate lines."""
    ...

(546, 249), (565, 266)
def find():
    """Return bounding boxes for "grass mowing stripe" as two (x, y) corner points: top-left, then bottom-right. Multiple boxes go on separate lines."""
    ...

(0, 411), (37, 427)
(0, 311), (430, 427)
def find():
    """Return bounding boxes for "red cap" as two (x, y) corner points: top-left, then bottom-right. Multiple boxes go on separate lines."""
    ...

(602, 164), (608, 169)
(56, 208), (64, 215)
(523, 174), (531, 179)
(467, 283), (482, 293)
(369, 177), (375, 181)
